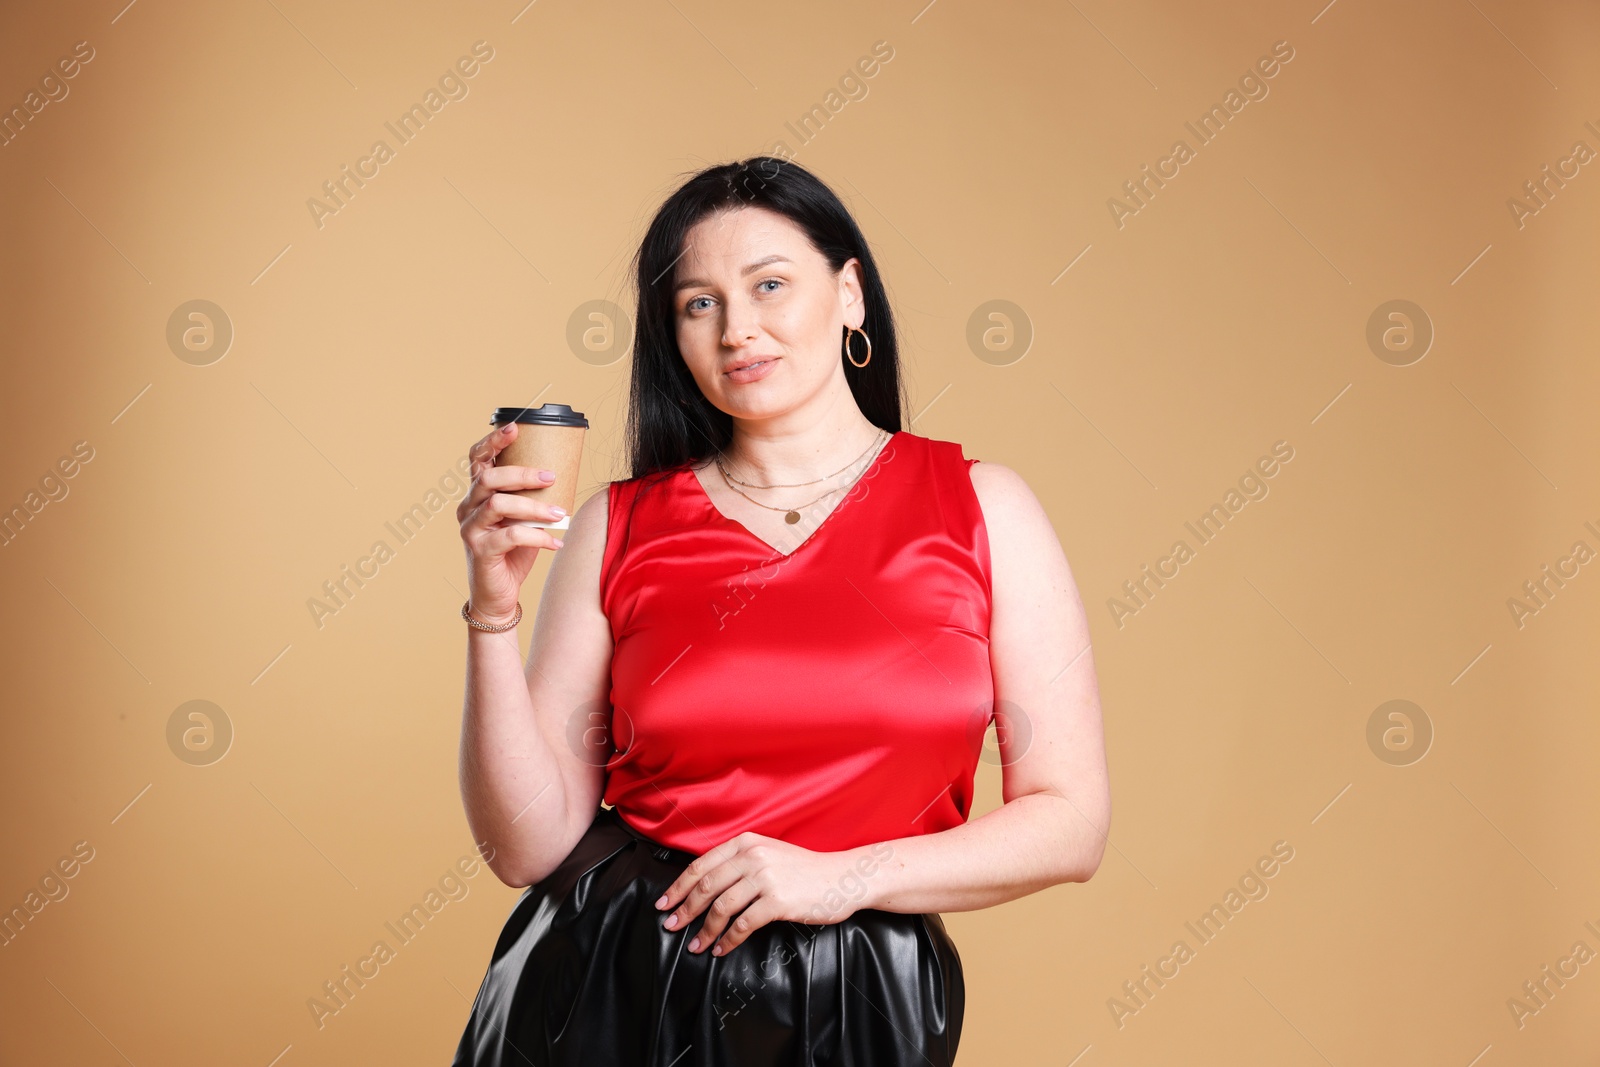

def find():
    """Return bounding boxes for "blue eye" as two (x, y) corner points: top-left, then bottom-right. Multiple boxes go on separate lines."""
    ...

(685, 280), (780, 313)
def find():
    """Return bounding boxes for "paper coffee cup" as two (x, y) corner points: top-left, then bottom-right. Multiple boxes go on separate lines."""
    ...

(489, 403), (588, 530)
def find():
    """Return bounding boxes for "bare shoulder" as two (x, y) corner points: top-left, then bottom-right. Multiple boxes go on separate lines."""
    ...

(557, 481), (612, 546)
(540, 482), (611, 594)
(965, 458), (1077, 584)
(966, 459), (1051, 532)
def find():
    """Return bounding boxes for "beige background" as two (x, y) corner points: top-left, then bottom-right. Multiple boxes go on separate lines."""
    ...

(2, 0), (1597, 1063)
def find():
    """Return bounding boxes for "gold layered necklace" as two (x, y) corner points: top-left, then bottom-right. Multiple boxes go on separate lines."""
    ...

(714, 428), (889, 524)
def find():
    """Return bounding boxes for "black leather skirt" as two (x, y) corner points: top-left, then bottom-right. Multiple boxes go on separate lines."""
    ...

(451, 804), (964, 1066)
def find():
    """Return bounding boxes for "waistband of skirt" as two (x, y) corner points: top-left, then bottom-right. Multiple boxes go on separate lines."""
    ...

(599, 805), (702, 866)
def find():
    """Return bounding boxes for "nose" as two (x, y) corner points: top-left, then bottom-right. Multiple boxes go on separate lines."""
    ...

(720, 298), (759, 348)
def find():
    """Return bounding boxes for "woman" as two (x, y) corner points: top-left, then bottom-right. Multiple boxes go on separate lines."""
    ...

(451, 157), (1109, 1066)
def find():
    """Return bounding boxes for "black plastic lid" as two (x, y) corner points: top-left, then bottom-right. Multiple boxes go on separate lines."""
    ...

(490, 403), (589, 428)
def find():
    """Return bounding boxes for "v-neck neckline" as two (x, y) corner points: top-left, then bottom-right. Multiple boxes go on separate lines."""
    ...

(685, 431), (900, 561)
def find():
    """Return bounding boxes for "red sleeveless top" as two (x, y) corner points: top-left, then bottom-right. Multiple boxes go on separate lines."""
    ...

(598, 430), (994, 854)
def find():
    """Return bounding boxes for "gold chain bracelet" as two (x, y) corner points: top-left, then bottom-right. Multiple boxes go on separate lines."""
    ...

(462, 600), (522, 632)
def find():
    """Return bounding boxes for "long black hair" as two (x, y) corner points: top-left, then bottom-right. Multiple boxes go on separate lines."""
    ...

(622, 156), (907, 480)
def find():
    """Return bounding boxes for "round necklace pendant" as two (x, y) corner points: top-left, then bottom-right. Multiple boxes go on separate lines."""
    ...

(784, 510), (801, 524)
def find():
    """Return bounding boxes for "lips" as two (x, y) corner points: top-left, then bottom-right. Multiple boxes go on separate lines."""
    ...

(724, 356), (780, 383)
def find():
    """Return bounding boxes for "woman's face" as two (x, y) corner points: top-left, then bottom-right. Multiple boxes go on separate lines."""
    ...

(671, 205), (864, 422)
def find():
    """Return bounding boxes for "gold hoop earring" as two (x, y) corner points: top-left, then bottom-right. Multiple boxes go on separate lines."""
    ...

(844, 326), (872, 368)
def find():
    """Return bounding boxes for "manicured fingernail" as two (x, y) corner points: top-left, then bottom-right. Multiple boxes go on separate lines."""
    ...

(551, 538), (565, 548)
(550, 506), (566, 517)
(500, 425), (513, 434)
(538, 469), (556, 479)
(664, 914), (678, 929)
(688, 937), (700, 951)
(711, 945), (724, 956)
(655, 895), (668, 909)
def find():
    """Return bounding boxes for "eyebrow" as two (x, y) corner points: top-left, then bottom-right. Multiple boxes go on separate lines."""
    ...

(672, 254), (792, 292)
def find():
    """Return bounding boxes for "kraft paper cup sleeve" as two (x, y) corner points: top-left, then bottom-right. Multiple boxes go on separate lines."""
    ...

(493, 423), (585, 530)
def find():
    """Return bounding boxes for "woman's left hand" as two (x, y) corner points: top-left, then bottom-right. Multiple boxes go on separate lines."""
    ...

(654, 832), (870, 957)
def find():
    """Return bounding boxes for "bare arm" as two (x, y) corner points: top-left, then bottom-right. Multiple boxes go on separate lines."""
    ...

(858, 459), (1111, 913)
(456, 422), (616, 888)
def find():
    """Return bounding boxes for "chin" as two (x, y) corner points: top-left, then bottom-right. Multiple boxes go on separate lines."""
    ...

(716, 396), (787, 421)
(703, 361), (823, 418)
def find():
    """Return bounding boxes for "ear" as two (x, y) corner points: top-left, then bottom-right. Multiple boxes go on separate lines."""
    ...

(838, 257), (867, 329)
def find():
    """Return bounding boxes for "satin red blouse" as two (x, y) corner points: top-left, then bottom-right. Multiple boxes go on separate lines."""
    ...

(597, 430), (994, 854)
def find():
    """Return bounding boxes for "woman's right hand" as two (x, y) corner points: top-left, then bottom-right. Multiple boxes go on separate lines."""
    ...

(457, 422), (567, 626)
